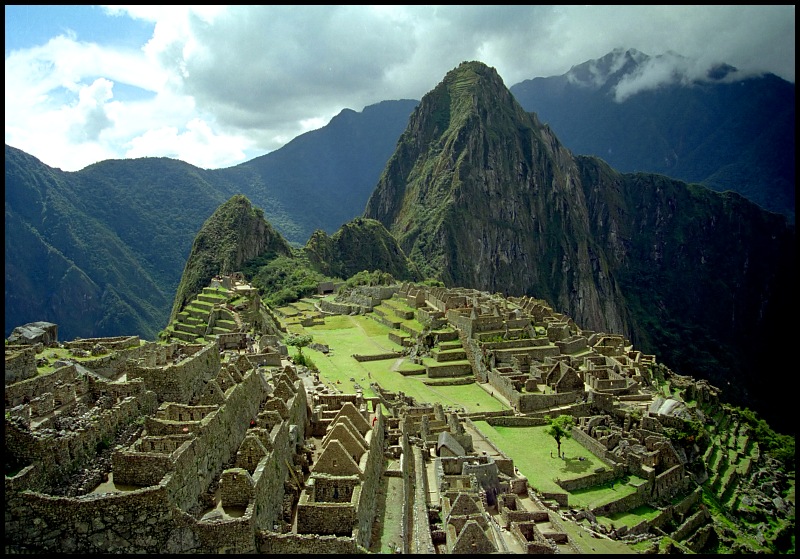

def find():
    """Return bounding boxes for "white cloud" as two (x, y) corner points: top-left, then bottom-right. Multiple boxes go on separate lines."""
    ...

(124, 117), (250, 169)
(5, 5), (795, 171)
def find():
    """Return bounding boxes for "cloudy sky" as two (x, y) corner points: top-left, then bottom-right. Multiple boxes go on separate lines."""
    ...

(5, 5), (795, 172)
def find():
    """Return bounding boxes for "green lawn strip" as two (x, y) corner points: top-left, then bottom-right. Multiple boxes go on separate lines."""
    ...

(376, 476), (404, 553)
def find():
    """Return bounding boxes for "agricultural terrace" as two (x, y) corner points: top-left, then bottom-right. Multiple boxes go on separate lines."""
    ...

(280, 309), (509, 414)
(473, 422), (646, 509)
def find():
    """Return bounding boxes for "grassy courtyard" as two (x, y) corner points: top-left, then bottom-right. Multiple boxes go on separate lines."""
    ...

(472, 421), (645, 509)
(285, 310), (508, 414)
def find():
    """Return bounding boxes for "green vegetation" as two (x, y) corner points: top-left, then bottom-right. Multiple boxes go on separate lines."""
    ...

(731, 405), (795, 470)
(340, 269), (396, 289)
(545, 414), (575, 458)
(285, 333), (313, 358)
(250, 253), (329, 307)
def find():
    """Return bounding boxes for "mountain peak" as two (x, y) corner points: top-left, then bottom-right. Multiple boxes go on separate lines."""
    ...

(565, 48), (650, 89)
(168, 194), (293, 322)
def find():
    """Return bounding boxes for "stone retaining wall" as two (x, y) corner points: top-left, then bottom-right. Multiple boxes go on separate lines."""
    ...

(516, 391), (582, 413)
(426, 362), (473, 378)
(352, 352), (402, 362)
(5, 346), (38, 384)
(128, 341), (220, 404)
(486, 416), (547, 427)
(256, 532), (365, 554)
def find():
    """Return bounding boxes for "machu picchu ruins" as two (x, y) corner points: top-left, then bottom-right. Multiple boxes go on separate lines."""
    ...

(5, 275), (795, 554)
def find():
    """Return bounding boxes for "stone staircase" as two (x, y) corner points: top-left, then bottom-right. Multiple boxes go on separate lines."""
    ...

(166, 286), (235, 343)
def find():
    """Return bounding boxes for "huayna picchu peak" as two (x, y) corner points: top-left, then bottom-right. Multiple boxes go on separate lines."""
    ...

(365, 60), (795, 431)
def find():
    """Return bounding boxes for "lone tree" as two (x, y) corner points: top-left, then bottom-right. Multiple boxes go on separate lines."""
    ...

(545, 414), (575, 458)
(285, 333), (313, 359)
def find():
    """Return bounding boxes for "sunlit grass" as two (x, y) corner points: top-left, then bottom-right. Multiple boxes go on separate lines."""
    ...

(292, 312), (508, 413)
(472, 421), (644, 509)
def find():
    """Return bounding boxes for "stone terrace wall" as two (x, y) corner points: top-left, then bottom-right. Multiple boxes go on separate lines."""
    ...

(128, 341), (220, 403)
(555, 466), (621, 492)
(319, 300), (359, 315)
(516, 391), (582, 413)
(256, 532), (365, 554)
(486, 416), (547, 427)
(65, 336), (140, 351)
(353, 352), (402, 362)
(5, 346), (38, 384)
(590, 482), (649, 516)
(426, 362), (473, 378)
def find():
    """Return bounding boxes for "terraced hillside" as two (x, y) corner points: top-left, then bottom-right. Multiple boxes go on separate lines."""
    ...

(163, 285), (241, 343)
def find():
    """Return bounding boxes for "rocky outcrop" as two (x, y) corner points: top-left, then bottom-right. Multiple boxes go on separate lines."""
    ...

(365, 61), (630, 336)
(304, 217), (418, 281)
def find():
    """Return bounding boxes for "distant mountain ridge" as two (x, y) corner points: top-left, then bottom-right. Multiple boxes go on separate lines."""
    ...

(510, 48), (795, 221)
(5, 99), (417, 340)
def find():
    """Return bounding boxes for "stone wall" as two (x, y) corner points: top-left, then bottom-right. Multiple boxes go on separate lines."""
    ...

(319, 300), (359, 315)
(400, 431), (414, 554)
(118, 368), (268, 510)
(256, 531), (365, 554)
(246, 352), (282, 367)
(570, 427), (620, 467)
(5, 364), (88, 407)
(352, 352), (402, 362)
(652, 464), (686, 500)
(7, 367), (300, 554)
(75, 341), (162, 379)
(426, 362), (473, 378)
(65, 336), (140, 352)
(590, 480), (650, 516)
(4, 346), (38, 384)
(297, 489), (358, 536)
(411, 444), (436, 554)
(3, 481), (201, 553)
(516, 391), (582, 413)
(555, 465), (622, 492)
(250, 421), (292, 531)
(486, 367), (519, 405)
(128, 341), (220, 403)
(555, 335), (588, 354)
(7, 389), (158, 491)
(486, 416), (547, 427)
